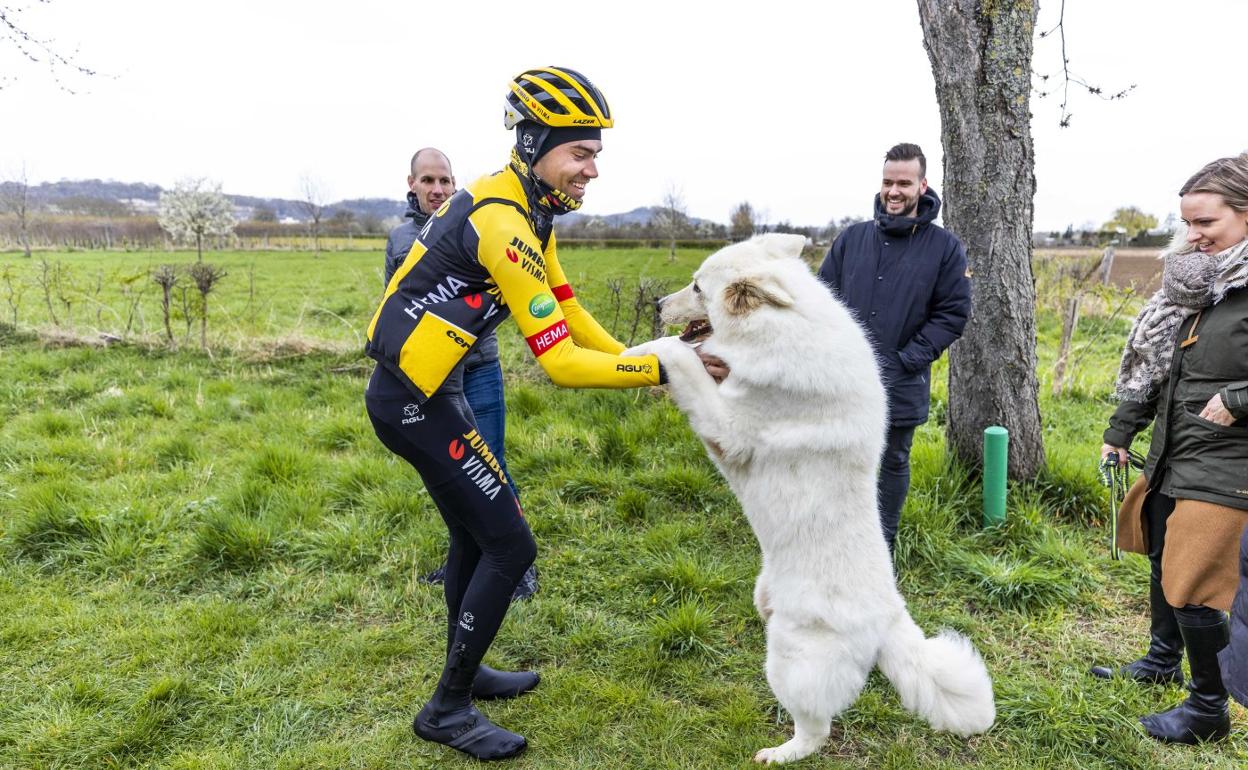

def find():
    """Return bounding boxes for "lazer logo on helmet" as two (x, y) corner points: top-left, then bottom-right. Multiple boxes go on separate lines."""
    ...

(571, 118), (596, 125)
(616, 363), (653, 374)
(528, 293), (556, 319)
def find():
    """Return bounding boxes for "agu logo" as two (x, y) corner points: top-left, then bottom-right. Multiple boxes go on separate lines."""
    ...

(448, 439), (465, 460)
(506, 248), (519, 263)
(464, 293), (483, 309)
(528, 292), (556, 319)
(616, 363), (654, 374)
(402, 403), (425, 424)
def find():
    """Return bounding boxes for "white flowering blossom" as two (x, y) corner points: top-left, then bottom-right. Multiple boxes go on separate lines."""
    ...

(157, 178), (236, 261)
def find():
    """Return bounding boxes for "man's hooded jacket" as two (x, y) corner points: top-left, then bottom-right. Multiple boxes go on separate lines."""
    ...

(818, 188), (971, 426)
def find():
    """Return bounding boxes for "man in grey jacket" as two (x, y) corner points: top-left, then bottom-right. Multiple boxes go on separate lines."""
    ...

(384, 147), (536, 598)
(384, 148), (455, 284)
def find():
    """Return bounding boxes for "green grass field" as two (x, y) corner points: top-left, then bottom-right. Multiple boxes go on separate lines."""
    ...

(0, 246), (1244, 769)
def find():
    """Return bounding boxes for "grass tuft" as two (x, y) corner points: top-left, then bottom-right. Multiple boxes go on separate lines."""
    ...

(649, 599), (720, 658)
(249, 445), (315, 485)
(953, 549), (1080, 611)
(192, 509), (280, 569)
(9, 481), (101, 559)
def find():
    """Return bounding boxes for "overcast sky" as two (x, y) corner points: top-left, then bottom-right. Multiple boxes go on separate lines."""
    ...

(2, 0), (1245, 231)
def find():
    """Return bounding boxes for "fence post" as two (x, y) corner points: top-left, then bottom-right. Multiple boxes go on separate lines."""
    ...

(983, 426), (1008, 528)
(1099, 245), (1116, 286)
(1051, 296), (1081, 395)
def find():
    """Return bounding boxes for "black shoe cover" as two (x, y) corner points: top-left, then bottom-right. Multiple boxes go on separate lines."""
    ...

(473, 664), (540, 700)
(413, 702), (526, 760)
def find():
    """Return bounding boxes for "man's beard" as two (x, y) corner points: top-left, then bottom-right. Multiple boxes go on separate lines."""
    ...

(888, 196), (918, 217)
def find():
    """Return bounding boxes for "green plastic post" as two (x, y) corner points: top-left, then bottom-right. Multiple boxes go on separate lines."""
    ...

(983, 426), (1008, 528)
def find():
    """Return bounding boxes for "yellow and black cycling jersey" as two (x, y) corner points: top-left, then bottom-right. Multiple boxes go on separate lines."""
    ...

(366, 164), (661, 402)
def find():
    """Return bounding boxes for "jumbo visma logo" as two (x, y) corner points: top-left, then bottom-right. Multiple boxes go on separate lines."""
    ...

(448, 430), (508, 500)
(528, 292), (556, 319)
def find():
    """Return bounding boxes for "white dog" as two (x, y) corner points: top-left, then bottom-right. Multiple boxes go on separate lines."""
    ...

(624, 234), (994, 764)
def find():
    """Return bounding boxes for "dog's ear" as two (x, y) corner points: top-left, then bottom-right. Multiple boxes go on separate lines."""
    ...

(723, 275), (794, 315)
(751, 233), (809, 260)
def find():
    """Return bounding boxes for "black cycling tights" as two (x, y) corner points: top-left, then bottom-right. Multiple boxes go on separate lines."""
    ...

(366, 377), (536, 672)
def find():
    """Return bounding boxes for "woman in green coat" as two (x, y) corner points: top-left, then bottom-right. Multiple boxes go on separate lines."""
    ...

(1092, 152), (1248, 744)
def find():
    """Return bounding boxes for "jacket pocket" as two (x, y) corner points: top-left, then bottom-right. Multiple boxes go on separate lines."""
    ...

(1167, 410), (1248, 500)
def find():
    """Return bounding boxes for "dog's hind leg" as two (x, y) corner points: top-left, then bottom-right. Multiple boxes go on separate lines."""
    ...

(754, 624), (869, 765)
(753, 703), (830, 766)
(753, 573), (772, 624)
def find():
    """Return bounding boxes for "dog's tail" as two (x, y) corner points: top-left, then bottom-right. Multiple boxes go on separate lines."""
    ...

(876, 611), (995, 736)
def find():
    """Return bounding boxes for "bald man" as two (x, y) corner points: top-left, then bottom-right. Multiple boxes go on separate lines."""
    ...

(383, 147), (537, 599)
(385, 148), (456, 284)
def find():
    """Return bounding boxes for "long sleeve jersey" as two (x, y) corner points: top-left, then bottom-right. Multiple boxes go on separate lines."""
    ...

(366, 165), (660, 401)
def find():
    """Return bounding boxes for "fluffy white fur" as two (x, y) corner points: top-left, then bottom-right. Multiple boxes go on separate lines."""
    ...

(624, 234), (995, 764)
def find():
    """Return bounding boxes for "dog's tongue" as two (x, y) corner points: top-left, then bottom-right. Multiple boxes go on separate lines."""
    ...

(679, 319), (712, 344)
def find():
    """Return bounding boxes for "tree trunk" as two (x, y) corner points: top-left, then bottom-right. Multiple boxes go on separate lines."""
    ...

(917, 0), (1046, 478)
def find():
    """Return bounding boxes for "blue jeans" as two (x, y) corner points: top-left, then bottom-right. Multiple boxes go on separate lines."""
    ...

(463, 360), (519, 499)
(878, 424), (916, 555)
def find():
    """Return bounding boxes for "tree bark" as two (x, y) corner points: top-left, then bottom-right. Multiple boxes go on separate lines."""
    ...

(917, 0), (1046, 478)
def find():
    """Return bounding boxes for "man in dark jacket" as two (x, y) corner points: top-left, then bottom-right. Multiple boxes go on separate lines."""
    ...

(384, 147), (536, 598)
(818, 143), (971, 554)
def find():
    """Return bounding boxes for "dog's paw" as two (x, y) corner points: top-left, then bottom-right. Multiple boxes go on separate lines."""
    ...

(754, 737), (822, 765)
(753, 744), (802, 765)
(621, 340), (655, 357)
(624, 335), (694, 364)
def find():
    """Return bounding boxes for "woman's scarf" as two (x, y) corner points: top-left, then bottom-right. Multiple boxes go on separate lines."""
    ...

(1115, 230), (1248, 402)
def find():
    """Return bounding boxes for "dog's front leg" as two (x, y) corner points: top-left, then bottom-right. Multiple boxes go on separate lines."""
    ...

(628, 337), (735, 449)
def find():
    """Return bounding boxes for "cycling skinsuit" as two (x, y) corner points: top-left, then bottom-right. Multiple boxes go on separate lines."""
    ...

(364, 164), (660, 667)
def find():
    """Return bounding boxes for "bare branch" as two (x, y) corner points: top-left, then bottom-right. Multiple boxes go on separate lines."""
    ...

(0, 1), (100, 92)
(1032, 0), (1136, 127)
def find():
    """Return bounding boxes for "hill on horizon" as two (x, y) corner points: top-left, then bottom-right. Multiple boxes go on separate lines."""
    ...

(0, 178), (722, 229)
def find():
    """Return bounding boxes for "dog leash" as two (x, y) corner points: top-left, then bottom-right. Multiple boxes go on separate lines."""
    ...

(1098, 450), (1145, 561)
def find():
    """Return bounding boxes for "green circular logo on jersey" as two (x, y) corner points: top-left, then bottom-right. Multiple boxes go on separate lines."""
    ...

(529, 293), (556, 318)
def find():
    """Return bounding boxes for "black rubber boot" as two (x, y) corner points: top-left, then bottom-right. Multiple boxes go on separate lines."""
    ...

(413, 644), (527, 760)
(1140, 611), (1231, 744)
(473, 664), (540, 701)
(1090, 573), (1184, 685)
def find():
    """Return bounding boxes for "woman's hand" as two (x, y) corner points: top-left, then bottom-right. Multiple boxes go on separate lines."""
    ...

(1199, 393), (1235, 426)
(1101, 443), (1128, 467)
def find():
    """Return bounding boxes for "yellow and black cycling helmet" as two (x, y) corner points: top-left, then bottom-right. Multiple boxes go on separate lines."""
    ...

(504, 67), (613, 130)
